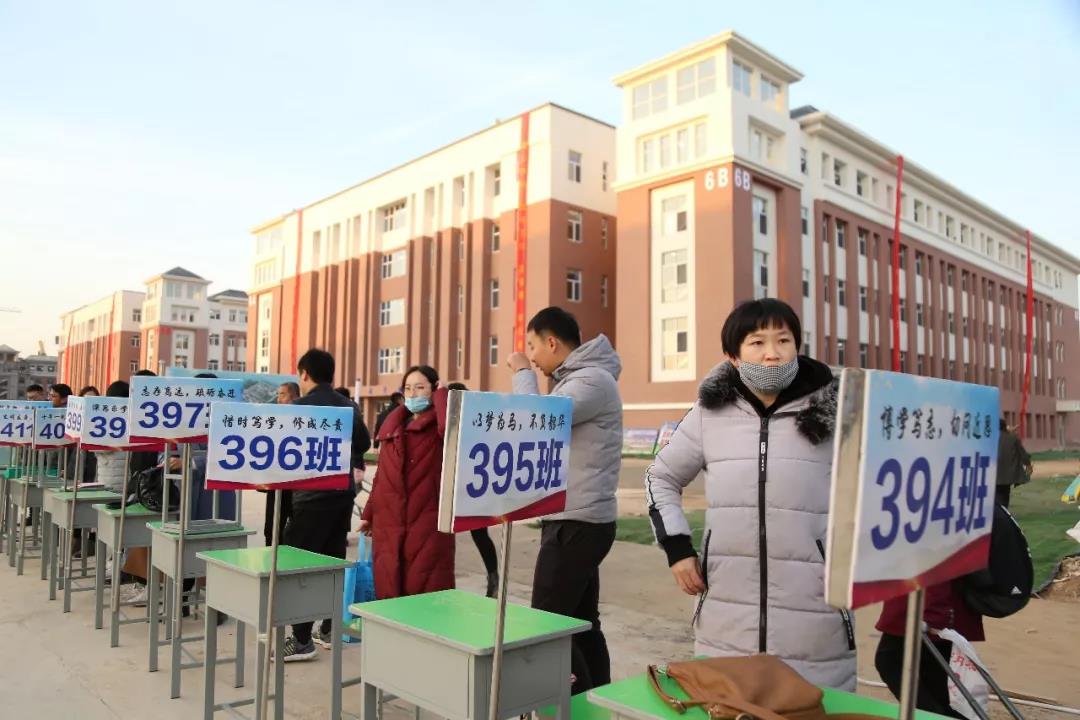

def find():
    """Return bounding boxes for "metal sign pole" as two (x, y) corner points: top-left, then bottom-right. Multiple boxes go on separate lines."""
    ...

(111, 451), (132, 615)
(64, 445), (84, 599)
(897, 589), (926, 720)
(171, 443), (192, 643)
(258, 488), (283, 720)
(488, 520), (514, 720)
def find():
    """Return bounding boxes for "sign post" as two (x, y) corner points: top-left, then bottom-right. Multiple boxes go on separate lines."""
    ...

(1, 404), (37, 562)
(438, 390), (573, 720)
(62, 397), (86, 602)
(130, 376), (244, 672)
(205, 401), (353, 720)
(825, 370), (999, 720)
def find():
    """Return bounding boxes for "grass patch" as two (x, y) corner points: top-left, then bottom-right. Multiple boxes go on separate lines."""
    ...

(1010, 476), (1080, 587)
(1030, 449), (1080, 462)
(615, 480), (1078, 588)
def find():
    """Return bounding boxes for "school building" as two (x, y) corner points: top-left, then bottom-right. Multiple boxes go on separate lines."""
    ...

(246, 31), (1080, 448)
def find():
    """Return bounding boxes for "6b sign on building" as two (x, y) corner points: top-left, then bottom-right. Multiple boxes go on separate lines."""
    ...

(129, 376), (244, 444)
(826, 370), (999, 609)
(438, 391), (573, 533)
(205, 403), (353, 491)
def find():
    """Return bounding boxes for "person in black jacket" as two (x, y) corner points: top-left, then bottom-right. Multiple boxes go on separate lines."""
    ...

(997, 418), (1032, 508)
(279, 348), (371, 662)
(371, 392), (403, 449)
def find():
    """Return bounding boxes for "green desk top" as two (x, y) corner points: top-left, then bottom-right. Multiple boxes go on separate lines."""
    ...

(47, 489), (122, 502)
(199, 546), (351, 576)
(350, 589), (590, 655)
(146, 520), (255, 539)
(94, 502), (168, 518)
(588, 672), (949, 720)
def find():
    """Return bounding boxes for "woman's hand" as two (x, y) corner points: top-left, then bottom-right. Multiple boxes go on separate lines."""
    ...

(671, 557), (706, 595)
(358, 519), (372, 536)
(167, 457), (182, 473)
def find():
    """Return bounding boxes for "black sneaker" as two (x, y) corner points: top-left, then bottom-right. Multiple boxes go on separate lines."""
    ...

(312, 627), (333, 649)
(276, 636), (317, 663)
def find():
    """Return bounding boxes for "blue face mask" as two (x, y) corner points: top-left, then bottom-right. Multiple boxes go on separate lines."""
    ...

(404, 396), (431, 414)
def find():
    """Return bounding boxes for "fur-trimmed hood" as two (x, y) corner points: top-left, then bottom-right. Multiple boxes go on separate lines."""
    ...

(698, 358), (838, 445)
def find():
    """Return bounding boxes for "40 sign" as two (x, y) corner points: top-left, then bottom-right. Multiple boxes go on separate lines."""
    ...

(438, 391), (573, 533)
(34, 408), (71, 448)
(825, 370), (1000, 610)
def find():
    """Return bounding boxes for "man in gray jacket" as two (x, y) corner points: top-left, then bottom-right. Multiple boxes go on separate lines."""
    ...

(507, 306), (622, 695)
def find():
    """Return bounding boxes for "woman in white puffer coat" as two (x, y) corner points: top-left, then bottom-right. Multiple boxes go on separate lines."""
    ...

(646, 298), (856, 690)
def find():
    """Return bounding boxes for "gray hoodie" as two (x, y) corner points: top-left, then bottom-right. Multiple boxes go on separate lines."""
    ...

(512, 334), (623, 523)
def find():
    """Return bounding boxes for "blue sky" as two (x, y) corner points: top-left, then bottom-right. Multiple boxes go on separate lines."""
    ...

(1, 0), (1077, 358)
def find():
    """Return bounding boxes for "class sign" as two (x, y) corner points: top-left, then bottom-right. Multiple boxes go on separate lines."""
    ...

(826, 370), (999, 609)
(438, 391), (572, 533)
(129, 377), (244, 444)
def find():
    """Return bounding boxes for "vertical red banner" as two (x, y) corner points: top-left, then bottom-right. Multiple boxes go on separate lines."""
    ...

(1020, 229), (1034, 439)
(514, 112), (531, 353)
(891, 155), (905, 373)
(290, 209), (304, 372)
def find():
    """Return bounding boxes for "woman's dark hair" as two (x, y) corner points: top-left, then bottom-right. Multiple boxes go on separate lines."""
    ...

(133, 369), (157, 377)
(194, 372), (217, 379)
(298, 349), (335, 384)
(390, 391), (404, 403)
(79, 385), (99, 396)
(26, 383), (44, 393)
(721, 299), (802, 357)
(526, 306), (581, 348)
(106, 380), (130, 398)
(446, 382), (467, 391)
(402, 365), (439, 387)
(50, 383), (73, 398)
(334, 386), (351, 399)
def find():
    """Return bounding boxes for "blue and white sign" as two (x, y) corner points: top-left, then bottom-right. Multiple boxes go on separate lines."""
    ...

(129, 376), (244, 444)
(0, 400), (51, 410)
(63, 396), (85, 442)
(78, 398), (163, 451)
(205, 402), (353, 491)
(438, 391), (573, 533)
(0, 408), (35, 446)
(826, 370), (999, 610)
(33, 408), (71, 448)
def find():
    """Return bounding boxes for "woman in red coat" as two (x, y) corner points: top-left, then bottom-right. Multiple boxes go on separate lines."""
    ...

(360, 365), (455, 599)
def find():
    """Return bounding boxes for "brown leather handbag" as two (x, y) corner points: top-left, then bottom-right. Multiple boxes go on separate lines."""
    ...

(647, 655), (876, 720)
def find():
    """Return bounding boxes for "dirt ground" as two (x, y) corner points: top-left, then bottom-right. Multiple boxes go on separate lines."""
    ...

(1032, 458), (1080, 480)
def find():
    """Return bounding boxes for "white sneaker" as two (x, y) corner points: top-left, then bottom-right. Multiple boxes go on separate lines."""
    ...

(121, 584), (148, 607)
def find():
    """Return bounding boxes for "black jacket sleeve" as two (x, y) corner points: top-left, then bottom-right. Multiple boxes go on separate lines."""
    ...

(353, 405), (371, 470)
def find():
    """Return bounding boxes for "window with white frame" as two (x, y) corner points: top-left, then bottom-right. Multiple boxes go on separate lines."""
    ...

(675, 128), (690, 164)
(457, 285), (464, 313)
(568, 150), (582, 183)
(856, 171), (868, 197)
(640, 138), (654, 173)
(490, 279), (499, 308)
(209, 333), (220, 346)
(382, 201), (406, 232)
(381, 249), (406, 279)
(171, 306), (197, 323)
(602, 161), (608, 191)
(859, 285), (868, 312)
(753, 196), (768, 235)
(491, 165), (501, 196)
(601, 275), (609, 308)
(601, 218), (609, 249)
(566, 270), (582, 302)
(801, 206), (809, 236)
(749, 127), (774, 163)
(833, 159), (846, 187)
(130, 360), (139, 373)
(677, 57), (716, 104)
(176, 334), (190, 351)
(800, 148), (807, 175)
(662, 196), (688, 235)
(208, 360), (219, 371)
(490, 223), (500, 252)
(488, 336), (498, 366)
(131, 335), (140, 348)
(228, 309), (237, 323)
(659, 135), (671, 168)
(227, 337), (237, 348)
(132, 308), (142, 323)
(661, 249), (688, 303)
(802, 269), (810, 298)
(732, 61), (752, 96)
(754, 250), (769, 298)
(568, 210), (583, 243)
(759, 76), (780, 105)
(379, 298), (405, 326)
(209, 308), (221, 320)
(174, 356), (189, 368)
(632, 77), (668, 119)
(377, 347), (403, 375)
(456, 339), (463, 368)
(662, 317), (689, 370)
(694, 122), (707, 159)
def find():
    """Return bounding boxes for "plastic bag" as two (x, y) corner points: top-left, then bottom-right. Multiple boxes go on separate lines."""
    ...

(342, 534), (375, 643)
(937, 628), (990, 720)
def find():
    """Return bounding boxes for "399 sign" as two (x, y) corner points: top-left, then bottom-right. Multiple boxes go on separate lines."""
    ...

(870, 452), (992, 551)
(465, 439), (565, 498)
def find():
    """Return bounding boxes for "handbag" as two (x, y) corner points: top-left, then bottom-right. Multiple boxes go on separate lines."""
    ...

(647, 655), (879, 720)
(341, 534), (375, 643)
(134, 466), (180, 513)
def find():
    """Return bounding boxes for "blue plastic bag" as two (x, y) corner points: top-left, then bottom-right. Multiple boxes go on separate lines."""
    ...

(342, 535), (375, 643)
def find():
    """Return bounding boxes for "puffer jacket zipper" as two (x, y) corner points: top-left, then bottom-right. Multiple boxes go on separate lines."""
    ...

(757, 415), (769, 653)
(816, 539), (856, 650)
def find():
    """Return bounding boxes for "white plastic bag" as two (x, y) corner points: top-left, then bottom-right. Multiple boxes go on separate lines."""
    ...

(936, 629), (990, 720)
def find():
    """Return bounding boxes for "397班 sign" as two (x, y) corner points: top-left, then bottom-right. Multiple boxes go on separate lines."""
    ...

(129, 377), (243, 444)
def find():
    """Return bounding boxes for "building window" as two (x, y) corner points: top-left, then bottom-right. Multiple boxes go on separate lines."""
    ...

(836, 222), (846, 249)
(566, 270), (582, 303)
(601, 275), (609, 308)
(823, 275), (831, 303)
(632, 77), (668, 119)
(662, 317), (689, 370)
(802, 331), (812, 358)
(732, 60), (752, 96)
(899, 297), (907, 322)
(916, 303), (924, 327)
(129, 360), (138, 373)
(858, 229), (868, 256)
(694, 122), (707, 159)
(753, 196), (768, 235)
(661, 250), (688, 303)
(601, 218), (609, 249)
(833, 159), (846, 187)
(381, 249), (406, 278)
(640, 139), (653, 173)
(490, 223), (500, 252)
(490, 279), (500, 309)
(676, 128), (689, 163)
(802, 270), (810, 298)
(759, 75), (780, 105)
(947, 266), (954, 288)
(227, 336), (237, 348)
(800, 148), (807, 175)
(948, 312), (955, 334)
(488, 336), (498, 366)
(859, 343), (869, 368)
(132, 308), (142, 323)
(915, 253), (923, 276)
(659, 135), (672, 168)
(568, 150), (582, 183)
(131, 335), (140, 348)
(209, 309), (221, 320)
(379, 299), (405, 327)
(856, 171), (868, 197)
(457, 285), (464, 313)
(381, 201), (406, 232)
(859, 285), (867, 312)
(209, 333), (220, 346)
(754, 250), (769, 299)
(801, 206), (809, 236)
(914, 200), (923, 223)
(677, 57), (716, 104)
(602, 161), (609, 191)
(837, 279), (846, 307)
(456, 340), (463, 368)
(837, 339), (846, 366)
(208, 359), (219, 371)
(750, 128), (774, 162)
(568, 210), (583, 243)
(962, 317), (969, 337)
(228, 309), (237, 323)
(492, 165), (501, 196)
(377, 347), (403, 375)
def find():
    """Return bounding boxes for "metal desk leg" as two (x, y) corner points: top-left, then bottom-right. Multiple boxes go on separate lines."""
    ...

(203, 606), (218, 720)
(362, 682), (378, 720)
(274, 628), (285, 720)
(164, 576), (173, 641)
(254, 617), (268, 720)
(170, 575), (183, 698)
(80, 528), (88, 577)
(63, 527), (73, 613)
(94, 537), (106, 629)
(235, 616), (245, 688)
(149, 568), (160, 673)
(15, 501), (25, 576)
(39, 511), (49, 581)
(48, 523), (58, 600)
(5, 497), (14, 567)
(331, 574), (343, 720)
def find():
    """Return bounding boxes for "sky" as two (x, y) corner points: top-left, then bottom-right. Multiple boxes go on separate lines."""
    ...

(1, 0), (1078, 358)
